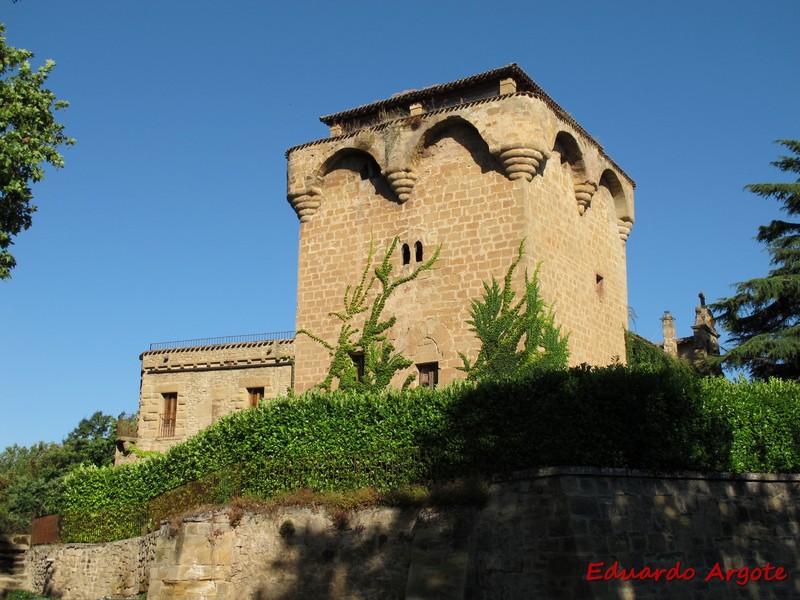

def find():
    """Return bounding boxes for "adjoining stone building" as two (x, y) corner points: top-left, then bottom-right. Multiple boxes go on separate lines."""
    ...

(124, 336), (293, 457)
(123, 64), (636, 459)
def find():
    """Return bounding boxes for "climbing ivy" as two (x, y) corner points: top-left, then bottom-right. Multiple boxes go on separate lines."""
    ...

(459, 240), (569, 381)
(299, 237), (439, 392)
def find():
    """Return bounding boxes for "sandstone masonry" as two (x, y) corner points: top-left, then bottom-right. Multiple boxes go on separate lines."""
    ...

(288, 64), (635, 392)
(128, 64), (635, 452)
(22, 469), (800, 599)
(133, 339), (293, 454)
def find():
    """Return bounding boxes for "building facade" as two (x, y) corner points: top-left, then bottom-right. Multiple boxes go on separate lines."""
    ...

(125, 337), (293, 457)
(288, 64), (635, 392)
(124, 65), (635, 458)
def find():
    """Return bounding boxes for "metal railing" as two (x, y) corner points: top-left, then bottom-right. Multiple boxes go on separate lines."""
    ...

(116, 414), (138, 439)
(149, 331), (295, 351)
(159, 414), (176, 438)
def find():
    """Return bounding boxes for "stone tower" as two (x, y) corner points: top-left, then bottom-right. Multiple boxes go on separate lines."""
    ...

(287, 65), (635, 392)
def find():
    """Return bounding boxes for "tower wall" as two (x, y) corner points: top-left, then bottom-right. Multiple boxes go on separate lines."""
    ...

(288, 75), (634, 392)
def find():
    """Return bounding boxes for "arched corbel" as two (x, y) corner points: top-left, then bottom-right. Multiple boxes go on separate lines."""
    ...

(383, 167), (418, 203)
(287, 186), (323, 222)
(574, 180), (598, 216)
(496, 143), (546, 182)
(599, 169), (633, 242)
(617, 217), (633, 243)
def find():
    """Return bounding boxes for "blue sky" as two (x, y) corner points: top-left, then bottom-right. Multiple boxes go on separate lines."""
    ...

(1, 1), (798, 449)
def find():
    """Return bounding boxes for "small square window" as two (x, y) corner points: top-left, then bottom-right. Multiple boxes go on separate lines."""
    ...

(417, 362), (439, 389)
(248, 387), (265, 407)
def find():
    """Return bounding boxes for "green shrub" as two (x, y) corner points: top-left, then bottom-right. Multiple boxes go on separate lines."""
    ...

(6, 591), (58, 600)
(58, 365), (800, 542)
(460, 241), (569, 381)
(701, 377), (800, 472)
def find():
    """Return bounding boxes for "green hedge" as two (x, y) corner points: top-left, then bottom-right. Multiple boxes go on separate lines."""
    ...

(61, 386), (451, 514)
(60, 366), (800, 539)
(701, 377), (800, 472)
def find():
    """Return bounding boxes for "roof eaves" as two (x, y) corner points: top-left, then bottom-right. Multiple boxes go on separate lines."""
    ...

(319, 64), (532, 125)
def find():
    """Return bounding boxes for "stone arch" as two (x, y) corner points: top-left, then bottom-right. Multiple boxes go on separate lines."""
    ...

(600, 169), (634, 242)
(412, 115), (488, 158)
(413, 115), (503, 178)
(553, 131), (597, 215)
(288, 145), (388, 222)
(321, 147), (395, 203)
(399, 317), (455, 384)
(317, 147), (383, 181)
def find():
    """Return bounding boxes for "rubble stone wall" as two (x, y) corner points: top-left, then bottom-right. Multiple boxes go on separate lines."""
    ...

(25, 531), (157, 599)
(21, 469), (800, 599)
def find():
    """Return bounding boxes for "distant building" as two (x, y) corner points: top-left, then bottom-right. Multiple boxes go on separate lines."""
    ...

(659, 293), (720, 373)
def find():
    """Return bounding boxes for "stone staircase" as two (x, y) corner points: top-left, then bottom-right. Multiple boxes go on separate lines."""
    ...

(0, 534), (29, 598)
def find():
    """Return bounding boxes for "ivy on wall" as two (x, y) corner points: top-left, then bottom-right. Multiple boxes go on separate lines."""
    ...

(459, 240), (569, 381)
(299, 237), (439, 392)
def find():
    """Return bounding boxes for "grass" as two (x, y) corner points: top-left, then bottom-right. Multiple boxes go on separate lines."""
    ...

(160, 476), (491, 533)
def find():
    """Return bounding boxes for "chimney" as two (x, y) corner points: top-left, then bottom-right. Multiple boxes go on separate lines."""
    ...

(661, 311), (677, 356)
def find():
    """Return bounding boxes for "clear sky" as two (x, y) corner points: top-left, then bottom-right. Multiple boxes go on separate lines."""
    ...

(1, 1), (798, 449)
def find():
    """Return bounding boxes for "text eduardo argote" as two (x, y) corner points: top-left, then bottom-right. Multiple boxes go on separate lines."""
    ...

(586, 561), (789, 586)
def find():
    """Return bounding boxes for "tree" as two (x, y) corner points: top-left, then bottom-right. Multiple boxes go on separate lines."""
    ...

(299, 237), (439, 392)
(63, 411), (117, 468)
(459, 240), (569, 381)
(0, 412), (116, 532)
(710, 140), (800, 380)
(1, 23), (74, 280)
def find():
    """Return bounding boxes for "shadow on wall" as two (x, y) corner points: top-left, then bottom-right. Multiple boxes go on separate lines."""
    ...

(233, 472), (800, 599)
(525, 474), (800, 599)
(238, 505), (478, 600)
(250, 509), (416, 600)
(247, 366), (796, 599)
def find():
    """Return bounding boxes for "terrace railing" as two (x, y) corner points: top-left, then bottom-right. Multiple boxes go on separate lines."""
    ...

(159, 414), (176, 438)
(116, 414), (138, 439)
(149, 331), (295, 351)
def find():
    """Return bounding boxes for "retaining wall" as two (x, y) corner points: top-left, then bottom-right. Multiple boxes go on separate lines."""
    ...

(21, 468), (800, 599)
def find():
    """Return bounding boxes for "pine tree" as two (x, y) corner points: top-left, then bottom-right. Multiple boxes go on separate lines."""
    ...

(459, 240), (569, 381)
(710, 140), (800, 380)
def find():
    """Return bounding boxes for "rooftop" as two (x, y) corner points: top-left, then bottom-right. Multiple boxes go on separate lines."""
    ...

(319, 64), (541, 126)
(290, 64), (633, 186)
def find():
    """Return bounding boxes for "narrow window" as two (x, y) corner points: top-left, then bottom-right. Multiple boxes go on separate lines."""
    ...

(402, 244), (411, 266)
(160, 393), (177, 437)
(417, 363), (439, 389)
(350, 352), (365, 381)
(248, 387), (265, 407)
(596, 274), (605, 299)
(415, 241), (423, 262)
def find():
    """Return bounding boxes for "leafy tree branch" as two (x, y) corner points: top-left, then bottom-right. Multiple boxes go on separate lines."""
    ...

(1, 23), (74, 280)
(710, 140), (800, 380)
